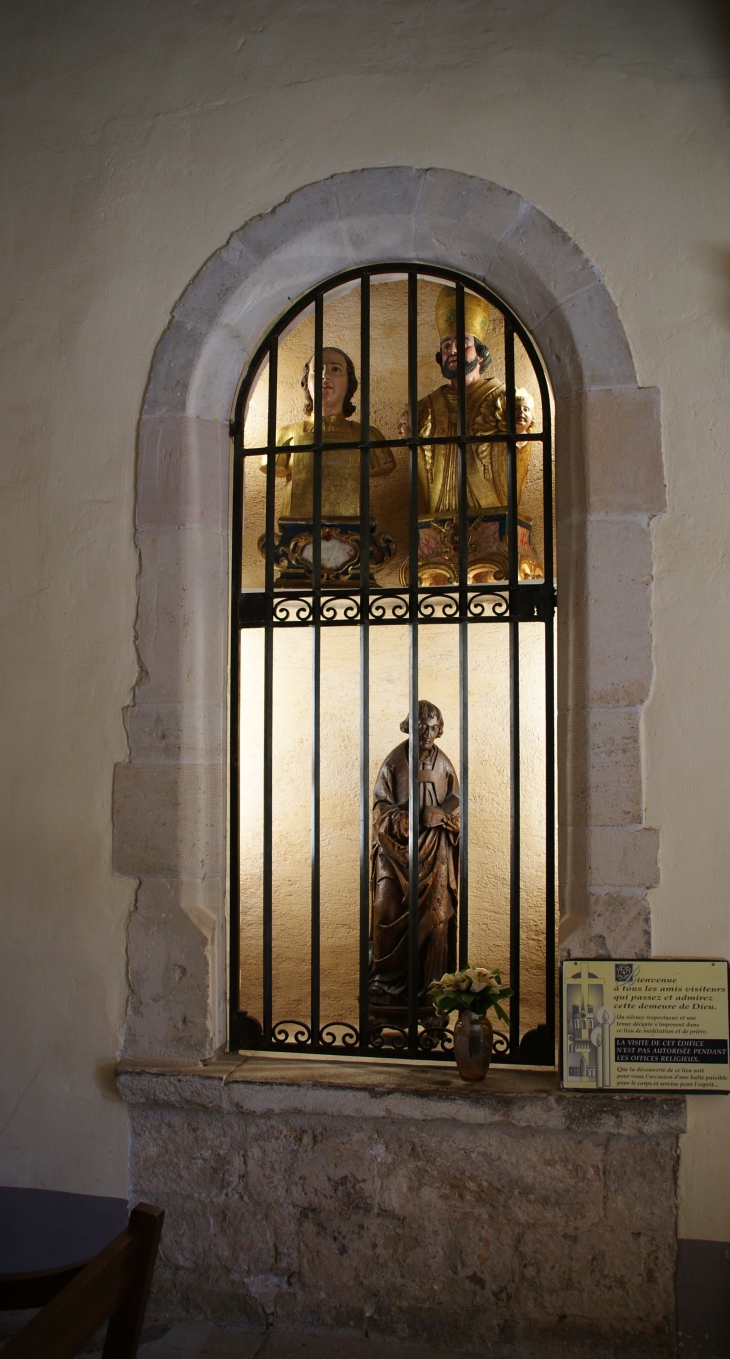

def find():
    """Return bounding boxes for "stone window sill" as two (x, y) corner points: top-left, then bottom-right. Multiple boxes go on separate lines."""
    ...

(116, 1054), (686, 1135)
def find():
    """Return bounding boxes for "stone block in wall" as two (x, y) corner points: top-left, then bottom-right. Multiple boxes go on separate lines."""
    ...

(559, 705), (642, 827)
(124, 702), (225, 765)
(588, 826), (660, 888)
(123, 879), (222, 1057)
(172, 231), (274, 336)
(336, 166), (430, 263)
(119, 1060), (683, 1353)
(559, 826), (658, 941)
(558, 516), (653, 708)
(556, 387), (664, 521)
(489, 204), (599, 315)
(136, 416), (229, 532)
(143, 318), (211, 420)
(416, 169), (524, 271)
(562, 889), (651, 959)
(229, 175), (346, 270)
(478, 213), (632, 398)
(539, 282), (637, 399)
(135, 527), (227, 705)
(113, 763), (223, 880)
(603, 1125), (676, 1228)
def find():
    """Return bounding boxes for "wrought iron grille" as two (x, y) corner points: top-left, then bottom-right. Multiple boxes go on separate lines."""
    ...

(229, 265), (556, 1064)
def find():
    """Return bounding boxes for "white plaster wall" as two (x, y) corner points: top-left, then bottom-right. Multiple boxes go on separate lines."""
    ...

(1, 0), (728, 1235)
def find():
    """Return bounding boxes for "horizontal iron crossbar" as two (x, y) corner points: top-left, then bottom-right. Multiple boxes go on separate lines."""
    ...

(230, 1012), (554, 1064)
(239, 583), (555, 628)
(239, 431), (548, 454)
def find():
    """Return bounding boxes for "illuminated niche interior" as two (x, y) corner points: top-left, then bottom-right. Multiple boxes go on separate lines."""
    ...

(238, 274), (555, 1045)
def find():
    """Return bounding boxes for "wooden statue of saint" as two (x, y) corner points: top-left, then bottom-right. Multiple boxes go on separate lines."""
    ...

(368, 700), (459, 1030)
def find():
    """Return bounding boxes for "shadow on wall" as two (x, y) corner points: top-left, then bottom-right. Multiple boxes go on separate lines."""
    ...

(677, 1238), (730, 1359)
(702, 246), (730, 329)
(696, 0), (730, 80)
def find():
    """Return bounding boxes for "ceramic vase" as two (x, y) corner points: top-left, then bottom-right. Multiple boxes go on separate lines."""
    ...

(453, 1010), (493, 1081)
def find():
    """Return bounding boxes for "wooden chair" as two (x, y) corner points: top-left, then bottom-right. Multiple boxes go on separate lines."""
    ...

(1, 1202), (164, 1359)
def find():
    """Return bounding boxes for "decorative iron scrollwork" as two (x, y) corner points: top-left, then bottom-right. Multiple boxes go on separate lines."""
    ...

(417, 590), (459, 621)
(418, 1026), (455, 1055)
(368, 1023), (408, 1051)
(319, 1022), (359, 1048)
(272, 1020), (311, 1046)
(369, 591), (409, 622)
(272, 594), (313, 624)
(467, 589), (509, 619)
(320, 594), (360, 623)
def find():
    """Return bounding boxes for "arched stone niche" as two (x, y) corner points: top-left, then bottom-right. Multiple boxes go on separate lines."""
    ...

(113, 167), (664, 1058)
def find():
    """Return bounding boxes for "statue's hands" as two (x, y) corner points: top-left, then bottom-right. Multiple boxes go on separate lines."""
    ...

(421, 805), (445, 828)
(394, 809), (409, 839)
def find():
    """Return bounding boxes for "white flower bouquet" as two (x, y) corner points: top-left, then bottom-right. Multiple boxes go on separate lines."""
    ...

(428, 965), (513, 1021)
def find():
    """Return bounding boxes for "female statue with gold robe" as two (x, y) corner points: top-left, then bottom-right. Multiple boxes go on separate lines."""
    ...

(261, 347), (395, 585)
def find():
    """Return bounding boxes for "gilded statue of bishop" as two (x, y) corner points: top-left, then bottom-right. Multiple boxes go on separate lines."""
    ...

(403, 287), (542, 585)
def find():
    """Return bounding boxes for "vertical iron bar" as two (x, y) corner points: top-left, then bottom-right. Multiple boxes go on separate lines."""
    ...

(263, 343), (278, 1042)
(455, 285), (469, 971)
(311, 294), (323, 1047)
(407, 270), (419, 1055)
(505, 319), (520, 1055)
(359, 274), (371, 1051)
(229, 422), (244, 1048)
(541, 379), (556, 1062)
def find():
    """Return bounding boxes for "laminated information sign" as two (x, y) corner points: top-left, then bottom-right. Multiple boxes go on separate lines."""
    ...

(560, 959), (729, 1092)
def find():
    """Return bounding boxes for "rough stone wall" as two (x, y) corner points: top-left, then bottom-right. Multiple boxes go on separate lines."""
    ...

(557, 387), (665, 959)
(116, 413), (231, 1056)
(122, 1064), (683, 1356)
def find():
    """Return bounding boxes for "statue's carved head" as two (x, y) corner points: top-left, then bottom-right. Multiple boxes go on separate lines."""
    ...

(301, 347), (358, 418)
(494, 387), (535, 436)
(400, 700), (444, 751)
(435, 285), (492, 379)
(436, 334), (491, 379)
